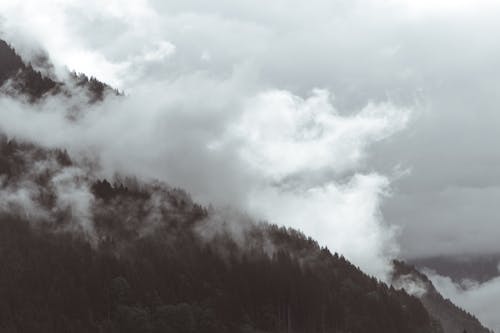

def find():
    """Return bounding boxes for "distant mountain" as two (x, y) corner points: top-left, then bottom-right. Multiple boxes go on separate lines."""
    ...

(0, 39), (116, 102)
(409, 255), (500, 285)
(392, 260), (492, 333)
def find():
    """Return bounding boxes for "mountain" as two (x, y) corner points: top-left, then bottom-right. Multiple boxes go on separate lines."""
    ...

(0, 135), (443, 333)
(409, 255), (500, 285)
(391, 260), (492, 333)
(0, 39), (116, 102)
(0, 38), (489, 333)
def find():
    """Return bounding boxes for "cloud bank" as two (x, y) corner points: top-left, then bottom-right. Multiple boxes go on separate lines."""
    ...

(0, 80), (408, 278)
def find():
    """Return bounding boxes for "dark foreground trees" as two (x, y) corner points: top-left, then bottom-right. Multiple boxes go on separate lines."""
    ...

(0, 208), (442, 333)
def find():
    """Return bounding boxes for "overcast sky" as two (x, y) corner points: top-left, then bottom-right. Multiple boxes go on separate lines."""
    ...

(2, 1), (500, 324)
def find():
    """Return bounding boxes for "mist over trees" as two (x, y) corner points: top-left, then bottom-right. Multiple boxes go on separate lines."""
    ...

(0, 135), (442, 333)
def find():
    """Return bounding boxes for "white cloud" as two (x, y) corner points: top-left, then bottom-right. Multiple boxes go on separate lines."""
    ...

(0, 0), (161, 87)
(51, 166), (95, 238)
(248, 174), (398, 279)
(224, 89), (409, 179)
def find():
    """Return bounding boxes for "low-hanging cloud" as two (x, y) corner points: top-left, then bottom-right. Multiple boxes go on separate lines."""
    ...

(0, 1), (411, 279)
(0, 77), (409, 279)
(0, 143), (96, 237)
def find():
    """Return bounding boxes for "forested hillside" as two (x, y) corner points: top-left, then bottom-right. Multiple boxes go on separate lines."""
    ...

(0, 136), (443, 333)
(0, 39), (115, 102)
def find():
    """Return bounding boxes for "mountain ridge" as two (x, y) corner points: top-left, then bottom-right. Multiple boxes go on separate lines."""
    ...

(392, 260), (492, 333)
(0, 39), (117, 102)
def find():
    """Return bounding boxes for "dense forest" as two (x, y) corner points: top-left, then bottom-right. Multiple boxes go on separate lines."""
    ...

(0, 136), (443, 333)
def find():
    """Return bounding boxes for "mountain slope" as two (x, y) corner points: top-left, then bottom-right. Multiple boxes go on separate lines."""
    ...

(392, 260), (492, 333)
(0, 135), (443, 333)
(0, 39), (58, 99)
(0, 39), (116, 102)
